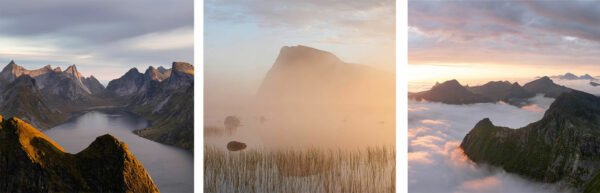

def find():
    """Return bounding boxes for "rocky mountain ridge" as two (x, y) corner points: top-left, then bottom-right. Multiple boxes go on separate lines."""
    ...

(410, 76), (573, 106)
(460, 90), (600, 192)
(0, 115), (159, 192)
(0, 60), (194, 151)
(105, 62), (193, 151)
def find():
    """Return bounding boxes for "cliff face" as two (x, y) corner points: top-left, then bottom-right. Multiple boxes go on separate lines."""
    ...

(130, 62), (194, 151)
(257, 45), (394, 106)
(0, 76), (69, 130)
(460, 90), (600, 192)
(0, 116), (159, 193)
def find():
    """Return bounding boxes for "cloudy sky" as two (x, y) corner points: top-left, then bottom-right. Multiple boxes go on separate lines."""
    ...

(0, 0), (193, 83)
(205, 0), (395, 99)
(408, 1), (600, 82)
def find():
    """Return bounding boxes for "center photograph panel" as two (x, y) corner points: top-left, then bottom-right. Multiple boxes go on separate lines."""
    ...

(203, 0), (396, 192)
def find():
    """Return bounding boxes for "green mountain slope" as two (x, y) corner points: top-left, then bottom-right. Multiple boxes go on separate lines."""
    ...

(460, 90), (600, 192)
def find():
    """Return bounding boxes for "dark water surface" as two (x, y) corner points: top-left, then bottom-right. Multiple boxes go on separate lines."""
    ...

(43, 111), (194, 193)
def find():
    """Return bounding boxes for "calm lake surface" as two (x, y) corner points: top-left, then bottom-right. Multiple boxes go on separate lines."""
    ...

(43, 111), (194, 193)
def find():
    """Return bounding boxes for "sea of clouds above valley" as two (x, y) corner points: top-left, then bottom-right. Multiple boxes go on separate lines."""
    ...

(551, 79), (600, 96)
(407, 95), (573, 193)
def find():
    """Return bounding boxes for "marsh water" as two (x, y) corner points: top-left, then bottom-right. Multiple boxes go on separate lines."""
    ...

(43, 111), (194, 193)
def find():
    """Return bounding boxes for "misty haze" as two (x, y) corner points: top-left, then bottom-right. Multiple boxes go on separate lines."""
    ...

(204, 45), (395, 192)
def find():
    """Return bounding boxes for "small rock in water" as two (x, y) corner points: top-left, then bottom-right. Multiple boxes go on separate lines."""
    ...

(227, 141), (247, 151)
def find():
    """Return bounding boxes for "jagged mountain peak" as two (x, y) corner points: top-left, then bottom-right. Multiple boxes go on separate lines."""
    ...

(473, 117), (494, 129)
(172, 62), (193, 74)
(1, 60), (27, 82)
(126, 67), (141, 75)
(538, 76), (553, 83)
(157, 66), (168, 73)
(145, 66), (158, 74)
(80, 134), (129, 155)
(144, 66), (169, 82)
(431, 79), (463, 90)
(147, 66), (157, 71)
(64, 64), (82, 77)
(2, 60), (24, 71)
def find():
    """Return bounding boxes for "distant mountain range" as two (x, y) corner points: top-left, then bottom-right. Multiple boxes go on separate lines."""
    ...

(0, 60), (193, 151)
(108, 62), (194, 150)
(257, 45), (394, 106)
(551, 72), (597, 80)
(0, 116), (158, 192)
(409, 76), (573, 106)
(460, 90), (600, 192)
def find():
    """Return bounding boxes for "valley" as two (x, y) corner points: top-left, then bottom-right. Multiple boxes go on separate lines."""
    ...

(0, 60), (194, 151)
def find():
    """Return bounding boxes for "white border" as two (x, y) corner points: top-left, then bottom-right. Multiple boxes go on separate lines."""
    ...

(194, 0), (203, 192)
(397, 0), (408, 192)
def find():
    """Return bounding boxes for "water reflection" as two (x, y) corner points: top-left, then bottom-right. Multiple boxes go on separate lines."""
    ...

(43, 111), (193, 193)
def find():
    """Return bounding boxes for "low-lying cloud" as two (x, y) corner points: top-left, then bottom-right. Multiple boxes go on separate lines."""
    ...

(551, 78), (600, 96)
(408, 95), (571, 193)
(204, 103), (395, 150)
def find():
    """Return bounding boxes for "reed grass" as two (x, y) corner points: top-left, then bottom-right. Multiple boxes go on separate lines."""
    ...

(204, 145), (395, 193)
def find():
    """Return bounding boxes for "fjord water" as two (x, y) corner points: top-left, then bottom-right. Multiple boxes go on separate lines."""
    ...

(43, 111), (193, 193)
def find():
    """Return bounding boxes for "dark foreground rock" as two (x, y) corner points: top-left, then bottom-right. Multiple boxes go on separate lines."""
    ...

(227, 141), (247, 151)
(0, 116), (159, 193)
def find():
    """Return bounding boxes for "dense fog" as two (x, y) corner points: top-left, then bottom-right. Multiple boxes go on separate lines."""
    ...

(204, 46), (395, 150)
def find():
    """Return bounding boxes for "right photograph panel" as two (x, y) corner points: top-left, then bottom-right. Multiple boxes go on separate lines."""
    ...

(408, 1), (600, 193)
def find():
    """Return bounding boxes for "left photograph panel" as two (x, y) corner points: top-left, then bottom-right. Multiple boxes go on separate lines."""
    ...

(0, 1), (194, 192)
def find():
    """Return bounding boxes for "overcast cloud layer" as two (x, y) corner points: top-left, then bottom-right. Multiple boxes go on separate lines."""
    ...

(0, 0), (193, 82)
(407, 95), (572, 193)
(409, 1), (600, 78)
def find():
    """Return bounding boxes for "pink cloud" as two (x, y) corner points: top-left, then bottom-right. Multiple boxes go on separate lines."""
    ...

(521, 104), (545, 112)
(421, 119), (449, 126)
(408, 151), (435, 165)
(460, 176), (502, 192)
(411, 135), (445, 151)
(408, 127), (431, 139)
(408, 106), (430, 112)
(439, 141), (477, 169)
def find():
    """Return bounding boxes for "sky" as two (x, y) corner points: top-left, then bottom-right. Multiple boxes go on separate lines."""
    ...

(408, 1), (600, 82)
(0, 0), (193, 83)
(205, 0), (395, 99)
